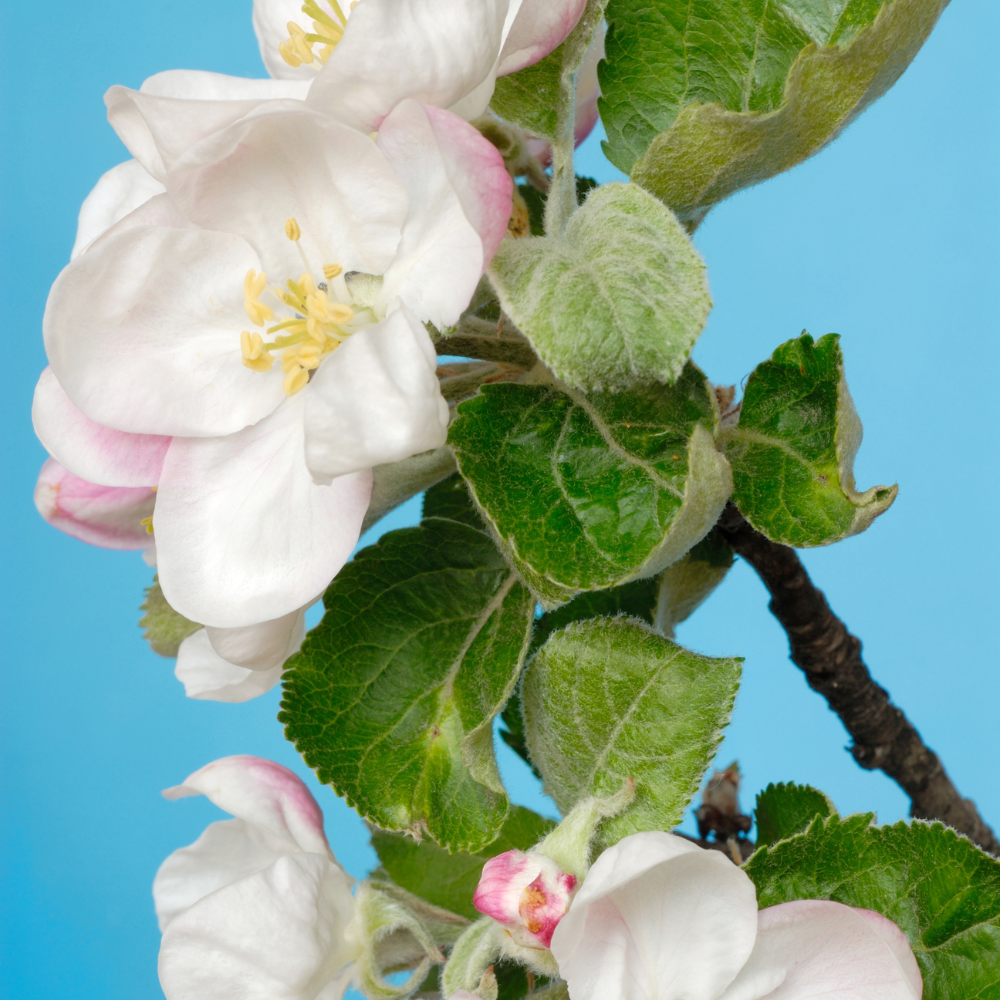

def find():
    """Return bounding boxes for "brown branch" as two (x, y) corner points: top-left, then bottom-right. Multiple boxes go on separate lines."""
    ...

(716, 503), (1000, 856)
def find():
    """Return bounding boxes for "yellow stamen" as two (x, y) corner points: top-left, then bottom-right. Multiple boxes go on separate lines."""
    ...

(140, 516), (154, 535)
(244, 269), (274, 326)
(278, 40), (303, 67)
(285, 217), (302, 241)
(323, 263), (343, 280)
(283, 365), (310, 396)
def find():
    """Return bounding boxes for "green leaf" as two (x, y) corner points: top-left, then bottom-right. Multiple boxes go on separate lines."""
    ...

(517, 178), (600, 239)
(139, 577), (200, 657)
(753, 782), (837, 848)
(370, 806), (556, 921)
(604, 0), (949, 222)
(745, 815), (1000, 999)
(449, 364), (733, 608)
(722, 333), (896, 546)
(281, 517), (536, 853)
(442, 919), (502, 997)
(654, 527), (733, 637)
(421, 473), (484, 529)
(491, 45), (565, 141)
(489, 183), (711, 391)
(523, 618), (742, 846)
(364, 447), (457, 534)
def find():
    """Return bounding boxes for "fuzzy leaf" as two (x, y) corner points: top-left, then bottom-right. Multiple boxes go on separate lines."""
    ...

(745, 815), (1000, 999)
(602, 0), (949, 223)
(281, 517), (535, 853)
(753, 782), (837, 848)
(723, 333), (895, 546)
(139, 578), (200, 657)
(523, 618), (742, 846)
(449, 365), (733, 608)
(421, 474), (483, 529)
(489, 183), (711, 391)
(370, 806), (555, 921)
(654, 527), (733, 637)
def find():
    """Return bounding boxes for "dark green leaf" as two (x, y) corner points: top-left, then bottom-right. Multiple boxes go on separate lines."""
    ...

(281, 518), (535, 852)
(371, 805), (556, 920)
(421, 474), (483, 529)
(139, 577), (200, 657)
(523, 618), (742, 846)
(723, 333), (895, 546)
(753, 782), (837, 848)
(745, 815), (1000, 999)
(449, 364), (732, 608)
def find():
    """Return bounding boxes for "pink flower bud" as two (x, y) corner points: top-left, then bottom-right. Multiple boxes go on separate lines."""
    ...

(473, 850), (577, 949)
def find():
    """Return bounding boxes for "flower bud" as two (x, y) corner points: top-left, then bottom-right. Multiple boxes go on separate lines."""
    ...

(473, 850), (577, 949)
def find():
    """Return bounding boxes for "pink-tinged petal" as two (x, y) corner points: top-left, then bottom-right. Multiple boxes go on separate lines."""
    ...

(106, 76), (308, 181)
(163, 755), (331, 856)
(34, 459), (155, 551)
(175, 631), (285, 704)
(307, 0), (510, 131)
(154, 817), (301, 929)
(205, 604), (308, 671)
(44, 225), (286, 438)
(159, 852), (358, 1000)
(166, 105), (407, 282)
(475, 850), (576, 950)
(497, 0), (588, 76)
(551, 831), (758, 1000)
(33, 367), (169, 487)
(304, 306), (448, 485)
(154, 395), (372, 627)
(72, 159), (165, 259)
(377, 101), (510, 326)
(718, 900), (922, 1000)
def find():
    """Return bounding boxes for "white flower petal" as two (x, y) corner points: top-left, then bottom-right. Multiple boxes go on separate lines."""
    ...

(162, 755), (332, 856)
(166, 105), (407, 281)
(378, 101), (511, 326)
(252, 0), (345, 81)
(34, 459), (156, 550)
(154, 817), (301, 930)
(44, 225), (285, 437)
(175, 630), (284, 703)
(307, 0), (511, 131)
(551, 832), (759, 1000)
(158, 852), (358, 1000)
(33, 367), (169, 487)
(304, 307), (448, 484)
(72, 159), (165, 259)
(718, 900), (922, 1000)
(205, 604), (308, 671)
(154, 395), (372, 627)
(496, 0), (588, 76)
(141, 69), (311, 101)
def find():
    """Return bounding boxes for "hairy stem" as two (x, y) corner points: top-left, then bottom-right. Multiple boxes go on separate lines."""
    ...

(717, 504), (1000, 855)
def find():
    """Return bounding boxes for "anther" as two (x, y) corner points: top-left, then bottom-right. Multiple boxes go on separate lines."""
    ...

(285, 218), (302, 242)
(283, 365), (310, 396)
(140, 516), (154, 535)
(322, 263), (343, 280)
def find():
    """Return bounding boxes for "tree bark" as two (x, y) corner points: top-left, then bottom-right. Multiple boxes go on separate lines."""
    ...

(717, 504), (1000, 856)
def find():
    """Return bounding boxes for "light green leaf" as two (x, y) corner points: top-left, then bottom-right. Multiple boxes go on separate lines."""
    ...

(722, 333), (896, 546)
(139, 577), (200, 657)
(491, 46), (564, 141)
(449, 364), (733, 608)
(745, 815), (1000, 1000)
(654, 527), (733, 638)
(753, 782), (837, 848)
(370, 806), (556, 921)
(604, 0), (949, 223)
(442, 919), (502, 998)
(523, 618), (742, 846)
(489, 183), (711, 391)
(280, 517), (535, 853)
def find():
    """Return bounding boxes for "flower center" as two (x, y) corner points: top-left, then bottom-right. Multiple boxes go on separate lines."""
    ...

(279, 0), (354, 70)
(239, 218), (372, 397)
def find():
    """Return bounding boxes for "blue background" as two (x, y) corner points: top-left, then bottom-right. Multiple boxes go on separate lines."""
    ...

(2, 1), (998, 996)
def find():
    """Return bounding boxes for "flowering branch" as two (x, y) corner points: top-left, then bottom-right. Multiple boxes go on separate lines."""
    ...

(717, 503), (1000, 856)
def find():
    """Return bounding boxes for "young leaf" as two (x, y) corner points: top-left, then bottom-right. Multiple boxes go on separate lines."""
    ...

(722, 333), (896, 546)
(745, 815), (1000, 999)
(449, 364), (733, 608)
(522, 618), (742, 847)
(280, 518), (535, 853)
(654, 527), (733, 637)
(139, 577), (200, 657)
(489, 183), (711, 391)
(603, 0), (949, 222)
(753, 782), (837, 848)
(370, 806), (556, 921)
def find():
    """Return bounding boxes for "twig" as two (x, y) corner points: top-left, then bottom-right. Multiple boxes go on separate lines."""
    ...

(717, 504), (1000, 856)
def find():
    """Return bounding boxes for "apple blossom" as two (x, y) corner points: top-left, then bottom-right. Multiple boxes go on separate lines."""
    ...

(155, 755), (361, 1000)
(42, 98), (512, 628)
